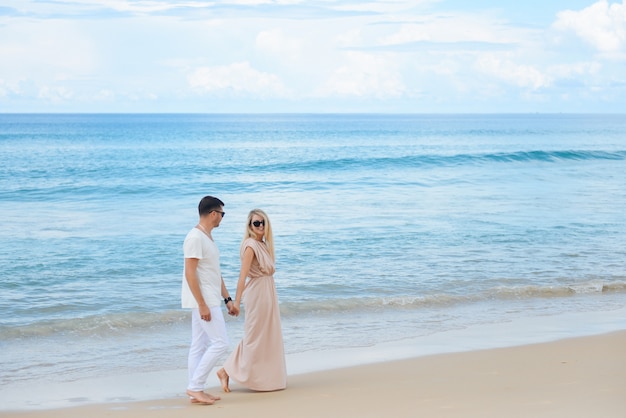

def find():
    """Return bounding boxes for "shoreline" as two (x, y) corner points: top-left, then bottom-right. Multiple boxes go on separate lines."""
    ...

(2, 306), (625, 414)
(3, 329), (625, 418)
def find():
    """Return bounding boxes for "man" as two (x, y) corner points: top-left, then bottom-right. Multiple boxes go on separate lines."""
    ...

(181, 195), (237, 405)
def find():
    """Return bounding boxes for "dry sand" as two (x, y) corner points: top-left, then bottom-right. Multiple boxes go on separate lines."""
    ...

(4, 331), (625, 418)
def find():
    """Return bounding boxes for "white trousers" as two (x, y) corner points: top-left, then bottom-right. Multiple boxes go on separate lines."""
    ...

(187, 306), (229, 391)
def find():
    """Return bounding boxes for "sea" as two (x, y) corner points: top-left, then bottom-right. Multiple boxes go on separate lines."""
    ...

(1, 113), (625, 410)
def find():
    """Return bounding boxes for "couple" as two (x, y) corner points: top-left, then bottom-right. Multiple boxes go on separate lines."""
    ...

(181, 195), (287, 405)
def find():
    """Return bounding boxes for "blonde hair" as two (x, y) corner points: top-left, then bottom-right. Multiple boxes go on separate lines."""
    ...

(243, 209), (275, 261)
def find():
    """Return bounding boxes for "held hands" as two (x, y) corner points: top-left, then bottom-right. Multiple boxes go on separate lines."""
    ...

(227, 301), (240, 317)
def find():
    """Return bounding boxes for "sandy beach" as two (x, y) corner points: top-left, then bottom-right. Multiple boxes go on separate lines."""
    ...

(4, 330), (624, 418)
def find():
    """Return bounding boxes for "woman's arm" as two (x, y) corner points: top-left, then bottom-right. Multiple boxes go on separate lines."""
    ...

(233, 246), (255, 311)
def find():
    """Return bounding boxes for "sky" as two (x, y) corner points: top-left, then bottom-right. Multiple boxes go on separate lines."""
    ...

(0, 0), (625, 113)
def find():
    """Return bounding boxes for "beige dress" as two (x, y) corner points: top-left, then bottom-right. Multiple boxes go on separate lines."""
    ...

(223, 238), (287, 391)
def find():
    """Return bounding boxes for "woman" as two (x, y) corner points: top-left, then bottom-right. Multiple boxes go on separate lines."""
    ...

(217, 209), (287, 392)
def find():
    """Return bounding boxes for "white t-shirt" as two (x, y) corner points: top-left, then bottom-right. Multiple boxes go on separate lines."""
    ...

(181, 228), (222, 308)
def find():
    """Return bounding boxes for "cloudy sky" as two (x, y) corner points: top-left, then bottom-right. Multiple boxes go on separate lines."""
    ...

(1, 0), (625, 113)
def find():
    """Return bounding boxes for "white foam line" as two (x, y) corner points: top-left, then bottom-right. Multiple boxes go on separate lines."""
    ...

(2, 306), (625, 411)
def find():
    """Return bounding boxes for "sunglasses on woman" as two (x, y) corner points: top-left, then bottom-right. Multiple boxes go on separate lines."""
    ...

(252, 220), (265, 227)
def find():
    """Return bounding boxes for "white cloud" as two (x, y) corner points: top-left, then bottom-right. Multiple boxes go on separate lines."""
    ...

(22, 0), (214, 15)
(2, 0), (625, 112)
(0, 79), (22, 97)
(335, 29), (363, 48)
(94, 89), (116, 101)
(228, 0), (302, 5)
(379, 13), (528, 47)
(13, 0), (303, 16)
(38, 86), (74, 103)
(475, 55), (552, 90)
(382, 23), (432, 45)
(548, 62), (602, 79)
(317, 51), (405, 98)
(553, 0), (626, 53)
(187, 62), (289, 97)
(256, 28), (303, 62)
(333, 0), (433, 14)
(0, 20), (97, 80)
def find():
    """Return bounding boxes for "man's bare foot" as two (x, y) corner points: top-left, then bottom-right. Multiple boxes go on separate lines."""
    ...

(190, 392), (221, 403)
(217, 368), (230, 393)
(207, 392), (221, 401)
(186, 389), (215, 405)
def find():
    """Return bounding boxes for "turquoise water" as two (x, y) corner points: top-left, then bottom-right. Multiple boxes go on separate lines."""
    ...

(1, 114), (625, 393)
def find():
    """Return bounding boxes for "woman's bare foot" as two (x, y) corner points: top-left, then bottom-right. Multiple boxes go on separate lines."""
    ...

(217, 368), (230, 393)
(186, 389), (215, 405)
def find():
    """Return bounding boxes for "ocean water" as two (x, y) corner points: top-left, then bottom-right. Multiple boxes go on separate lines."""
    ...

(1, 113), (625, 407)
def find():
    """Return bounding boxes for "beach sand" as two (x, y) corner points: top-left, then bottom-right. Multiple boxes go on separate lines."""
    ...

(4, 330), (624, 418)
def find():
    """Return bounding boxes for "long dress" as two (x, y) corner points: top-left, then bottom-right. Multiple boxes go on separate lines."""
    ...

(223, 238), (287, 391)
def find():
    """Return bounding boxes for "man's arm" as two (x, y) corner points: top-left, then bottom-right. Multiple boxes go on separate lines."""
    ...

(185, 257), (211, 321)
(221, 278), (238, 316)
